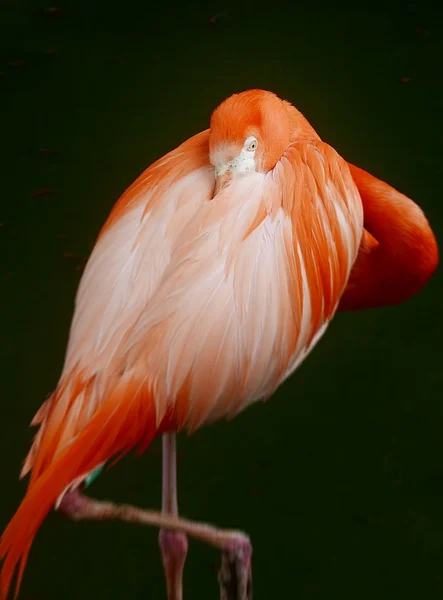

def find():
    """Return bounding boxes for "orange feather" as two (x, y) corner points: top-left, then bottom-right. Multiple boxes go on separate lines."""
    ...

(1, 88), (437, 600)
(0, 91), (363, 598)
(0, 369), (174, 599)
(339, 164), (439, 310)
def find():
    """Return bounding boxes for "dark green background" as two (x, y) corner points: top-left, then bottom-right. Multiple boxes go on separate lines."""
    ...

(1, 0), (442, 598)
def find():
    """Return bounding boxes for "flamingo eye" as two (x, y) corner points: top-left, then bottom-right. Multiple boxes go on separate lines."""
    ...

(244, 136), (258, 152)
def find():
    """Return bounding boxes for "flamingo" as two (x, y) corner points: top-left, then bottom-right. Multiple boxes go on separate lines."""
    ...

(0, 89), (438, 600)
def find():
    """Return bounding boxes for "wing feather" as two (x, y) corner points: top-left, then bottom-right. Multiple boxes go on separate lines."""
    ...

(23, 138), (363, 482)
(274, 140), (364, 379)
(101, 141), (364, 432)
(22, 130), (213, 481)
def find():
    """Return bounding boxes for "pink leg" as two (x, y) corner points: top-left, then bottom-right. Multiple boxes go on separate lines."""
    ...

(158, 432), (188, 600)
(59, 442), (252, 599)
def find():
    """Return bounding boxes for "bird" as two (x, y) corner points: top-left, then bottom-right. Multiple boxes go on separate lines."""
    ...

(0, 89), (438, 600)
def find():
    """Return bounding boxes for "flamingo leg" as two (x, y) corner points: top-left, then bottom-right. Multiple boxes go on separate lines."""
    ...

(158, 432), (188, 600)
(59, 488), (252, 599)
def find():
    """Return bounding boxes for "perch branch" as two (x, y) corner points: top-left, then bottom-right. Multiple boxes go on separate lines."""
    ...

(59, 489), (252, 600)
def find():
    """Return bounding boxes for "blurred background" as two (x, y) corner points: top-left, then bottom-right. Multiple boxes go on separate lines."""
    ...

(1, 0), (442, 598)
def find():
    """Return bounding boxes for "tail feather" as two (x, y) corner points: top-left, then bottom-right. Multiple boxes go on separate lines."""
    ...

(0, 370), (170, 600)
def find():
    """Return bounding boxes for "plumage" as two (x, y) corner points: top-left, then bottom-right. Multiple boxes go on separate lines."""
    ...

(0, 89), (438, 600)
(338, 163), (439, 310)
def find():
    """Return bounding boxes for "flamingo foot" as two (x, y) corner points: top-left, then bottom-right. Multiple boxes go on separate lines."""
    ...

(159, 529), (188, 600)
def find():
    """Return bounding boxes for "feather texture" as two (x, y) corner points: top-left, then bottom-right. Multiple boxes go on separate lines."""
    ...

(1, 95), (365, 600)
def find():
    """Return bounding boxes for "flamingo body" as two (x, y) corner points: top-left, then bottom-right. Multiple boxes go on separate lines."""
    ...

(0, 89), (438, 600)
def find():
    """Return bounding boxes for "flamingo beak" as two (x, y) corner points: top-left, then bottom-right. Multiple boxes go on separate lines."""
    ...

(213, 149), (256, 196)
(214, 169), (232, 194)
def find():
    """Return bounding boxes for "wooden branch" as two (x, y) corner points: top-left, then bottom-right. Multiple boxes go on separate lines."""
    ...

(60, 489), (252, 600)
(219, 544), (253, 600)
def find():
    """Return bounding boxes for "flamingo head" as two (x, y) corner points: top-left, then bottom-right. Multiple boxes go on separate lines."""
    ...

(209, 89), (291, 193)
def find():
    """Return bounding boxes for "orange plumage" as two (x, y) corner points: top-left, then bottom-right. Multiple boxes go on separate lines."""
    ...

(0, 89), (438, 599)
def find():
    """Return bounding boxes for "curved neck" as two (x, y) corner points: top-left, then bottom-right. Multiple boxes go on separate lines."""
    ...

(339, 164), (438, 310)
